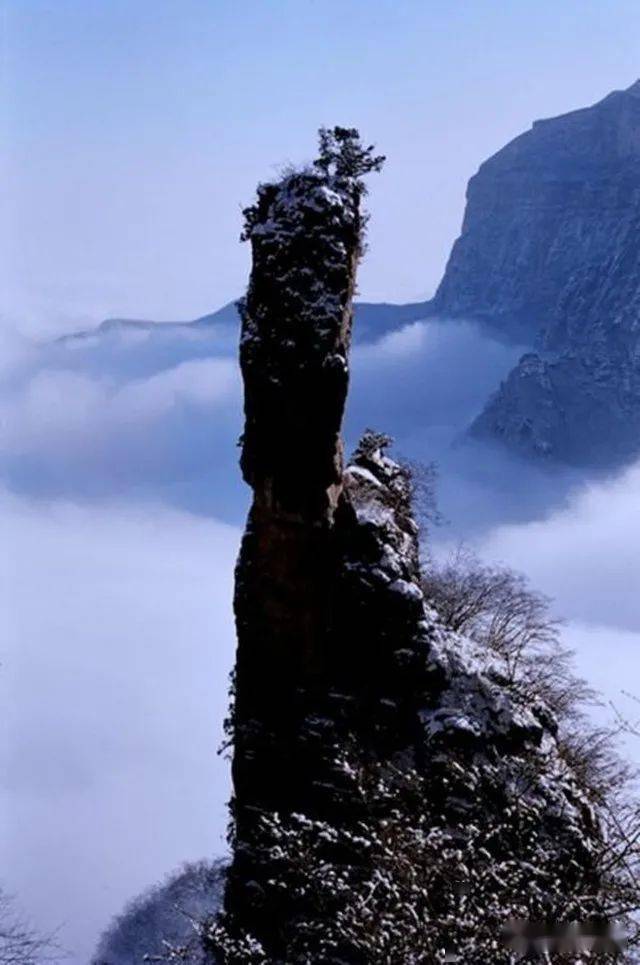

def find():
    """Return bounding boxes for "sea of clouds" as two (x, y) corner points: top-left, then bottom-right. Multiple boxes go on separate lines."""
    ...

(1, 314), (639, 962)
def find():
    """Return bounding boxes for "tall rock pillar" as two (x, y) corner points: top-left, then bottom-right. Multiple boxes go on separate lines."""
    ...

(223, 131), (383, 953)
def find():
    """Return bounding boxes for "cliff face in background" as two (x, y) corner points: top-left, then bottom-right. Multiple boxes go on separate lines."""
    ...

(434, 80), (640, 466)
(434, 80), (640, 346)
(218, 136), (605, 963)
(470, 348), (640, 463)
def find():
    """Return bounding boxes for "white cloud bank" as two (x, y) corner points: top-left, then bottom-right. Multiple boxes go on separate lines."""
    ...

(0, 317), (539, 528)
(472, 460), (640, 634)
(3, 314), (640, 961)
(0, 492), (239, 964)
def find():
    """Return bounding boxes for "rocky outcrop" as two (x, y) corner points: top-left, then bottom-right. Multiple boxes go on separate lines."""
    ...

(216, 133), (607, 963)
(470, 347), (640, 465)
(434, 79), (640, 345)
(221, 132), (378, 952)
(432, 80), (640, 465)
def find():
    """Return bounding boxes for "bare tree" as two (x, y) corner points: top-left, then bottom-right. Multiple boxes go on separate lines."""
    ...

(420, 545), (635, 799)
(423, 546), (583, 699)
(0, 889), (58, 965)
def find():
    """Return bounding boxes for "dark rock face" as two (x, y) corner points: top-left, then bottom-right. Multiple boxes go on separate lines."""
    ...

(225, 160), (364, 945)
(220, 138), (604, 962)
(433, 80), (640, 465)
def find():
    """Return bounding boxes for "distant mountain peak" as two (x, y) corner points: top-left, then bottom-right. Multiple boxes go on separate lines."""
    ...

(57, 299), (433, 347)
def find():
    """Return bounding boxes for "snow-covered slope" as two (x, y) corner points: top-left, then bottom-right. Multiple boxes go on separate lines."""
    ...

(92, 862), (224, 965)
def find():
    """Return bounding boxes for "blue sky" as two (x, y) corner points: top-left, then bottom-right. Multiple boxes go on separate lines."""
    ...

(3, 0), (640, 331)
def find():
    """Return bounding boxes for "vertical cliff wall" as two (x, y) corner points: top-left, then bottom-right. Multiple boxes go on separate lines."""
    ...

(433, 80), (640, 348)
(223, 131), (386, 950)
(429, 80), (640, 465)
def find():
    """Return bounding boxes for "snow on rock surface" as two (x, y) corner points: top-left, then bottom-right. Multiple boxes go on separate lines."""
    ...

(433, 79), (640, 467)
(217, 133), (606, 963)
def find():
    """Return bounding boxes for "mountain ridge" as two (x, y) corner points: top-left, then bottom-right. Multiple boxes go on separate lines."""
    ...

(58, 298), (434, 346)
